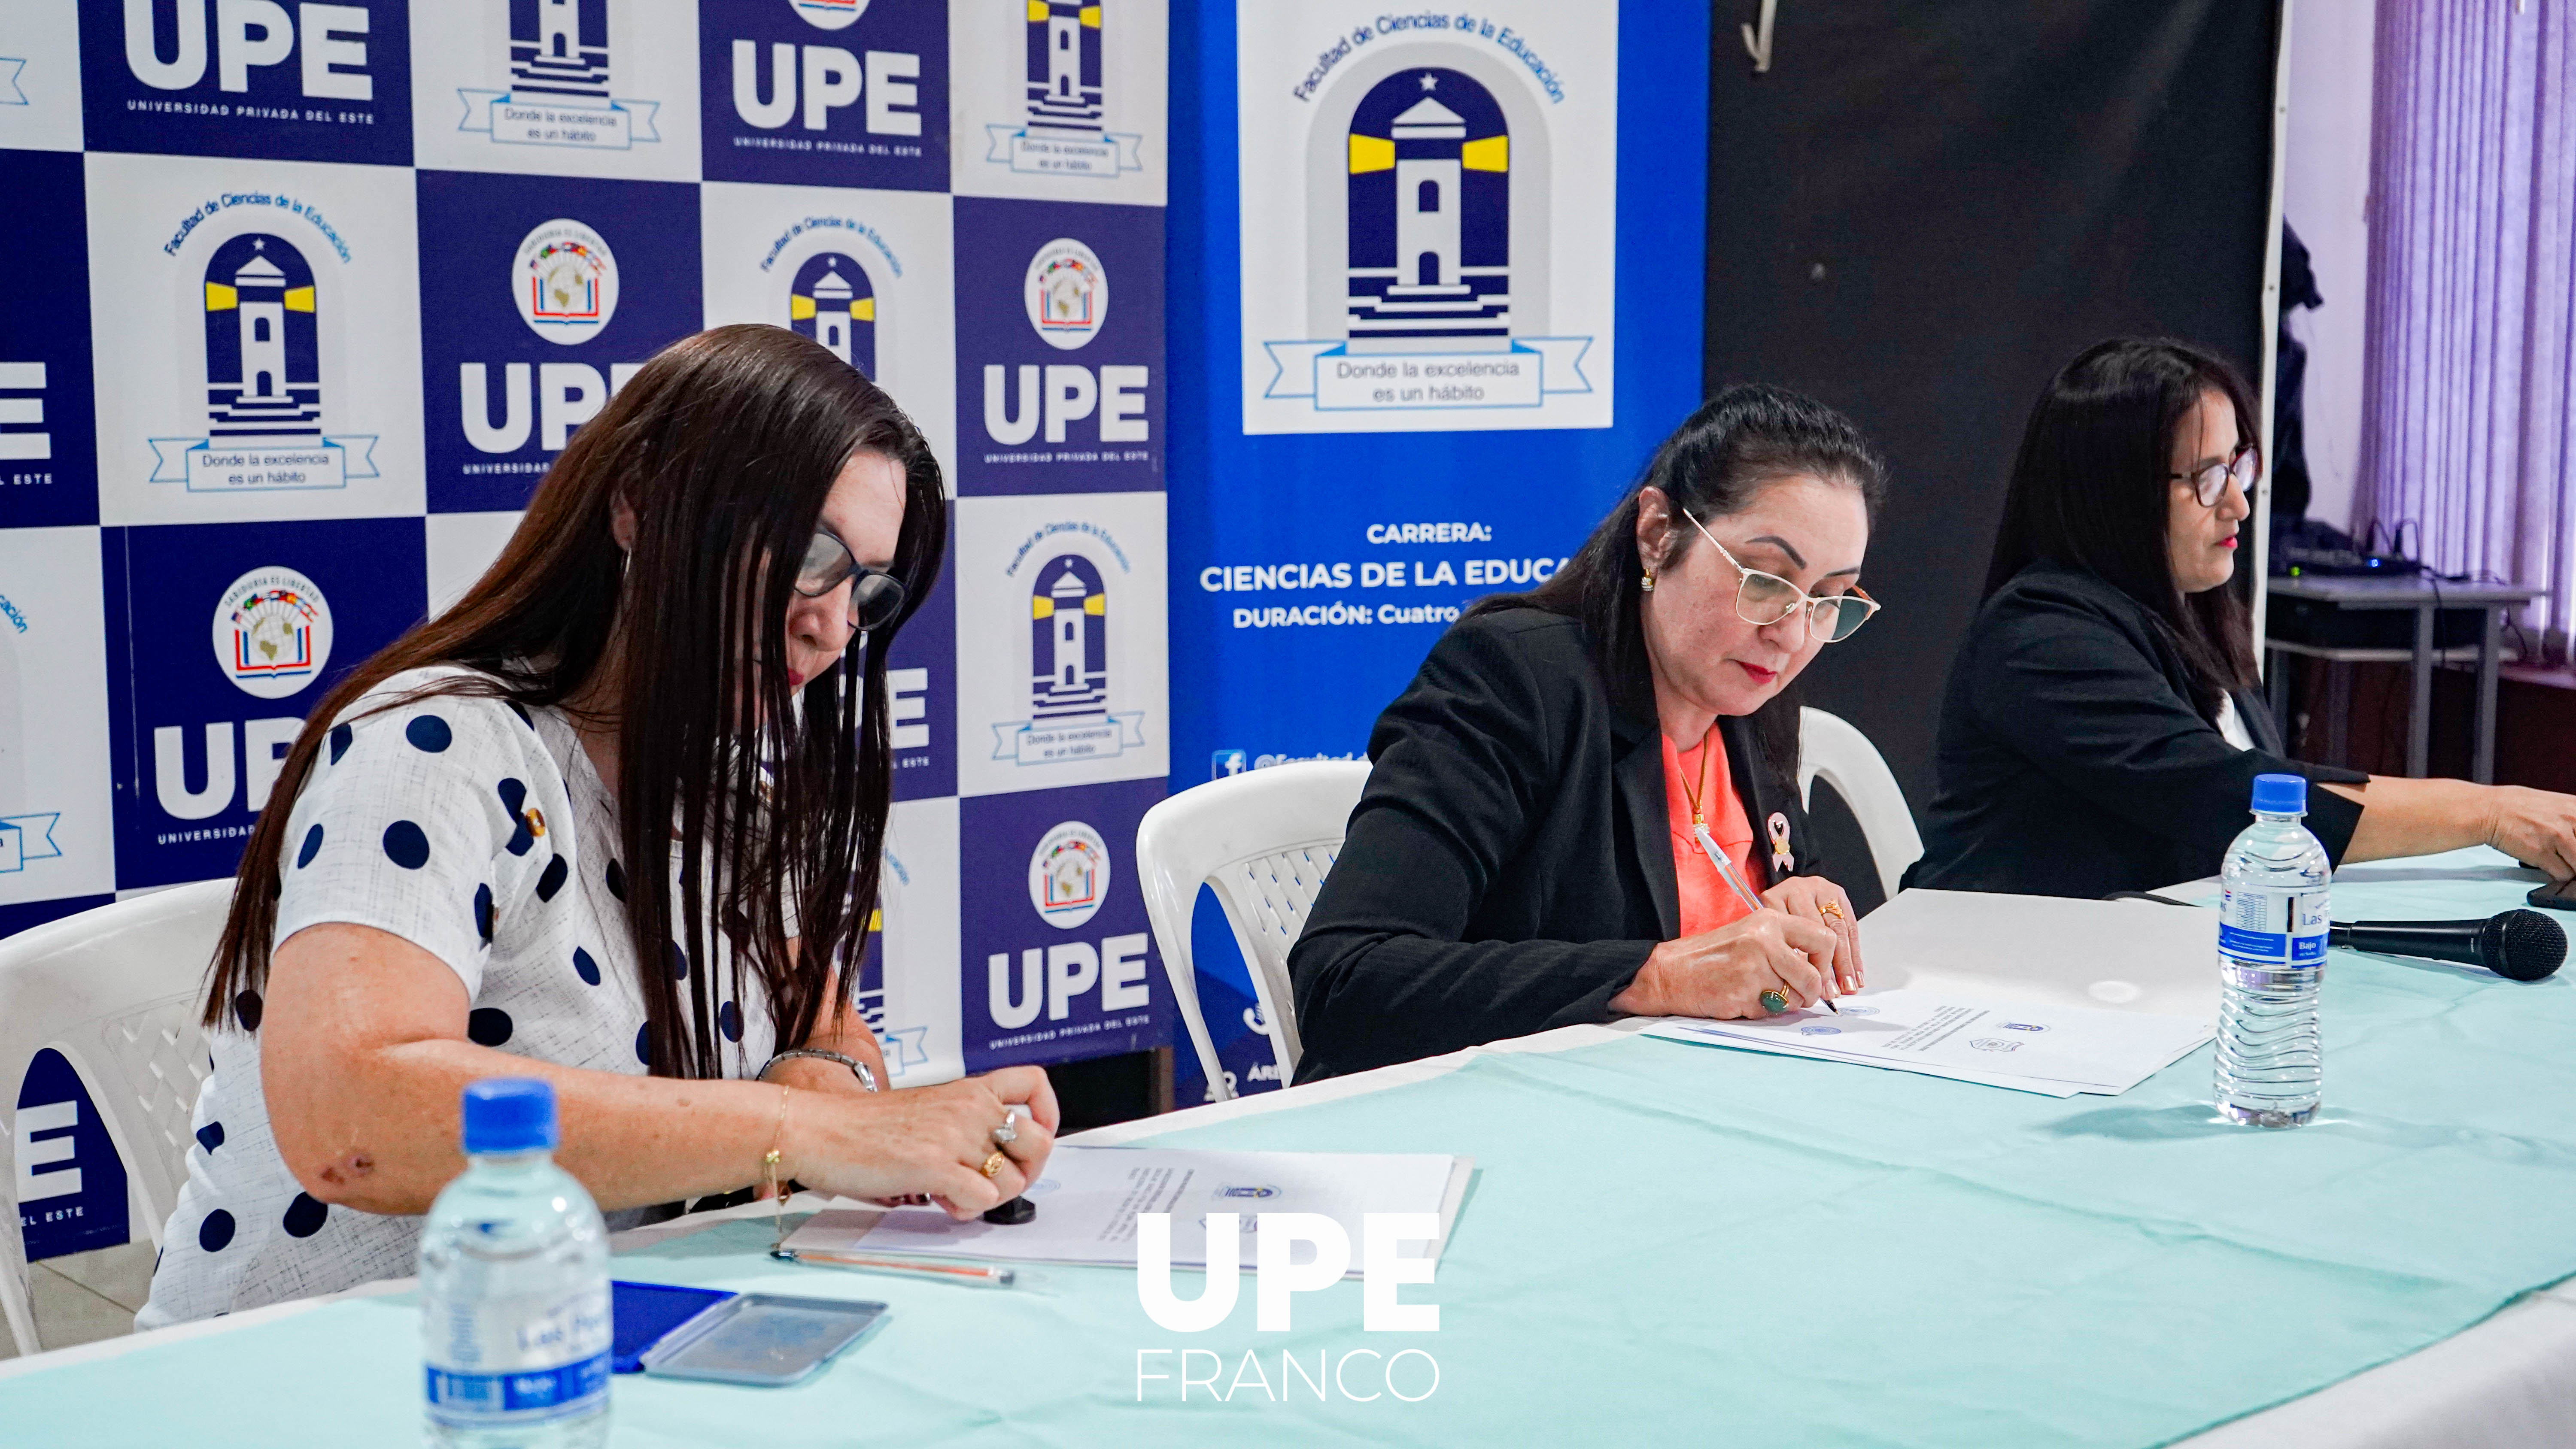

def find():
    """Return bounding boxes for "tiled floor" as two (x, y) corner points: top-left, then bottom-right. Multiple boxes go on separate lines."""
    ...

(3, 1240), (155, 1359)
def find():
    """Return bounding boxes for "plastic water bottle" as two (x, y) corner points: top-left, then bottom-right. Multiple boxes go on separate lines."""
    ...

(2215, 773), (2331, 1128)
(421, 1079), (611, 1447)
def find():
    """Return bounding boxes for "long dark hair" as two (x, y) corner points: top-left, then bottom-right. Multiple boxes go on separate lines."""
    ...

(1471, 384), (1888, 783)
(1986, 337), (2259, 712)
(202, 324), (946, 1080)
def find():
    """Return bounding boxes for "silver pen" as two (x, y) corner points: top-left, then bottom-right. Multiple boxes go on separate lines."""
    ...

(1693, 822), (1838, 1012)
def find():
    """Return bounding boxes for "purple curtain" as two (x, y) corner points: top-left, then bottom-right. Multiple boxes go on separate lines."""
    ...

(2358, 0), (2576, 642)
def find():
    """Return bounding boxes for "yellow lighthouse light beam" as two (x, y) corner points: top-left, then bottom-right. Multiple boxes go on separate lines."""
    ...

(1348, 133), (1395, 174)
(1462, 135), (1510, 172)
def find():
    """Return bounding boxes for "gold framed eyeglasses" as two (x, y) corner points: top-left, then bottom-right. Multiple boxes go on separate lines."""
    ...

(2170, 447), (2260, 508)
(1682, 510), (1880, 645)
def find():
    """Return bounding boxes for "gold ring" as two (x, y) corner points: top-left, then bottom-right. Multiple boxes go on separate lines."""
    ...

(980, 1150), (1009, 1179)
(1820, 901), (1845, 923)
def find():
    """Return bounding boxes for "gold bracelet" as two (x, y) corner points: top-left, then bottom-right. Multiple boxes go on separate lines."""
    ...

(765, 1085), (792, 1250)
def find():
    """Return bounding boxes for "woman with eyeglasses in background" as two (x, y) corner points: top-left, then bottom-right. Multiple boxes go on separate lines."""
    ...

(1908, 337), (2576, 900)
(1287, 386), (1886, 1082)
(140, 326), (1057, 1326)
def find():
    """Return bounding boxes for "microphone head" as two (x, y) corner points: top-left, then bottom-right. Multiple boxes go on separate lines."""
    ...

(2476, 909), (2567, 982)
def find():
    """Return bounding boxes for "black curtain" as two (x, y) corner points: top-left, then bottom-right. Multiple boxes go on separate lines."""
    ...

(1704, 0), (2283, 815)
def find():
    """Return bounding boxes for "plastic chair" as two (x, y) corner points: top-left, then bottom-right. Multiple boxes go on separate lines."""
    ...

(0, 880), (233, 1356)
(1797, 706), (1924, 903)
(1135, 760), (1372, 1100)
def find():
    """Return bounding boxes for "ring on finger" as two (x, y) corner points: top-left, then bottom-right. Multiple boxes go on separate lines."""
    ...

(993, 1106), (1020, 1145)
(1759, 988), (1789, 1015)
(1819, 900), (1844, 923)
(980, 1150), (1009, 1179)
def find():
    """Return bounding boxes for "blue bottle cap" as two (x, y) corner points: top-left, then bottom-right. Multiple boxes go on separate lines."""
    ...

(2251, 773), (2307, 815)
(462, 1078), (557, 1155)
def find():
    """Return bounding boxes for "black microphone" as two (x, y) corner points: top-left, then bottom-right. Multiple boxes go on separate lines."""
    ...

(2328, 909), (2567, 982)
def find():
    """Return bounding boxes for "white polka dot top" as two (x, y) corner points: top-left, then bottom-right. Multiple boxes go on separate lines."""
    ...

(137, 667), (781, 1328)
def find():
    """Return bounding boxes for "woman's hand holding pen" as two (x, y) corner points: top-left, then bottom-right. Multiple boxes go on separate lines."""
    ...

(1760, 876), (1865, 995)
(1610, 907), (1841, 1019)
(779, 1066), (1060, 1221)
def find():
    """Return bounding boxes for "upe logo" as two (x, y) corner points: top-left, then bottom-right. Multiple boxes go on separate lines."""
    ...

(120, 0), (374, 100)
(1347, 70), (1511, 346)
(1028, 820), (1109, 930)
(1024, 238), (1107, 351)
(1137, 1213), (1439, 1333)
(990, 544), (1144, 766)
(211, 566), (332, 700)
(1261, 64), (1592, 416)
(1030, 554), (1106, 716)
(150, 231), (378, 492)
(458, 0), (663, 150)
(731, 2), (923, 137)
(792, 0), (868, 31)
(984, 0), (1139, 177)
(512, 0), (611, 99)
(790, 253), (876, 376)
(1134, 1212), (1440, 1405)
(1025, 0), (1103, 136)
(513, 220), (619, 345)
(205, 235), (321, 440)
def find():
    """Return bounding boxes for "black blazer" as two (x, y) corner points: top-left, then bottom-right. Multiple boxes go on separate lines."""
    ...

(1287, 607), (1830, 1082)
(1906, 560), (2366, 899)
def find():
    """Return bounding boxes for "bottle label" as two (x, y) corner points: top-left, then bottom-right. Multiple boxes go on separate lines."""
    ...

(2219, 884), (2329, 966)
(424, 1282), (611, 1426)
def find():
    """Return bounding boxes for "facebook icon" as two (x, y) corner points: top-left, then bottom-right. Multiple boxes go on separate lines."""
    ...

(1211, 749), (1248, 779)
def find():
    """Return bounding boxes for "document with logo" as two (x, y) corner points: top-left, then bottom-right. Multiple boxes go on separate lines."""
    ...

(778, 1147), (1469, 1274)
(1644, 990), (2211, 1097)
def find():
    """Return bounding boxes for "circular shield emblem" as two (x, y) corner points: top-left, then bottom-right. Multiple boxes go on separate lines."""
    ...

(212, 567), (333, 700)
(513, 219), (619, 346)
(1027, 820), (1112, 930)
(789, 0), (868, 30)
(1024, 238), (1109, 351)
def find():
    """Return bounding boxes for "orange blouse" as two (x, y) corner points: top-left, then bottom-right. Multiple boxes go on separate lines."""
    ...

(1663, 728), (1759, 938)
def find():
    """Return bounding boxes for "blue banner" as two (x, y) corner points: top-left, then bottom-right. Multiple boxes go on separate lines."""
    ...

(1163, 0), (1709, 1101)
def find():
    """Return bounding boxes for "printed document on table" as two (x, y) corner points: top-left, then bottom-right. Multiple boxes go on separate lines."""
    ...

(780, 1147), (1467, 1274)
(1644, 989), (2211, 1097)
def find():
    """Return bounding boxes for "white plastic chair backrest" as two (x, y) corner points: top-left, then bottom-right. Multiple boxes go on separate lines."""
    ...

(1797, 706), (1923, 902)
(0, 879), (233, 1355)
(1134, 760), (1372, 1100)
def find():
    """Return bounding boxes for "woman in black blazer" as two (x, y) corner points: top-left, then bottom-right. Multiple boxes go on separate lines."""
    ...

(1290, 388), (1887, 1081)
(1909, 338), (2576, 899)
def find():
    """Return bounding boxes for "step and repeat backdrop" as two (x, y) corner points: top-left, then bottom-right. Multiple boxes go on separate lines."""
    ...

(0, 0), (1172, 1090)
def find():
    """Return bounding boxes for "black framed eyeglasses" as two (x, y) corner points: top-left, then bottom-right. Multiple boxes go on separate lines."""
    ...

(1684, 510), (1881, 645)
(2170, 447), (2260, 508)
(794, 529), (907, 632)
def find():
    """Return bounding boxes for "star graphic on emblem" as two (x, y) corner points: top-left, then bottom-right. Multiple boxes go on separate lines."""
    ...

(1420, 73), (1438, 89)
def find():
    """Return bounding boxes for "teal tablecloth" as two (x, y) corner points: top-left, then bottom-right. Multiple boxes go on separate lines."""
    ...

(7, 850), (2574, 1446)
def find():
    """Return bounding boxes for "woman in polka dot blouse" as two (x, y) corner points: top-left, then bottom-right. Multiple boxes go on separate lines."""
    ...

(140, 325), (1058, 1326)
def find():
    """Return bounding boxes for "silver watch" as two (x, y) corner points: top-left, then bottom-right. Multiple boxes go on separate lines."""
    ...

(759, 1048), (879, 1092)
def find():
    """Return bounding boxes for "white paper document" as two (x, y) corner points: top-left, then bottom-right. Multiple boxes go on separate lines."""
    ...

(1645, 989), (2211, 1097)
(779, 1146), (1468, 1273)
